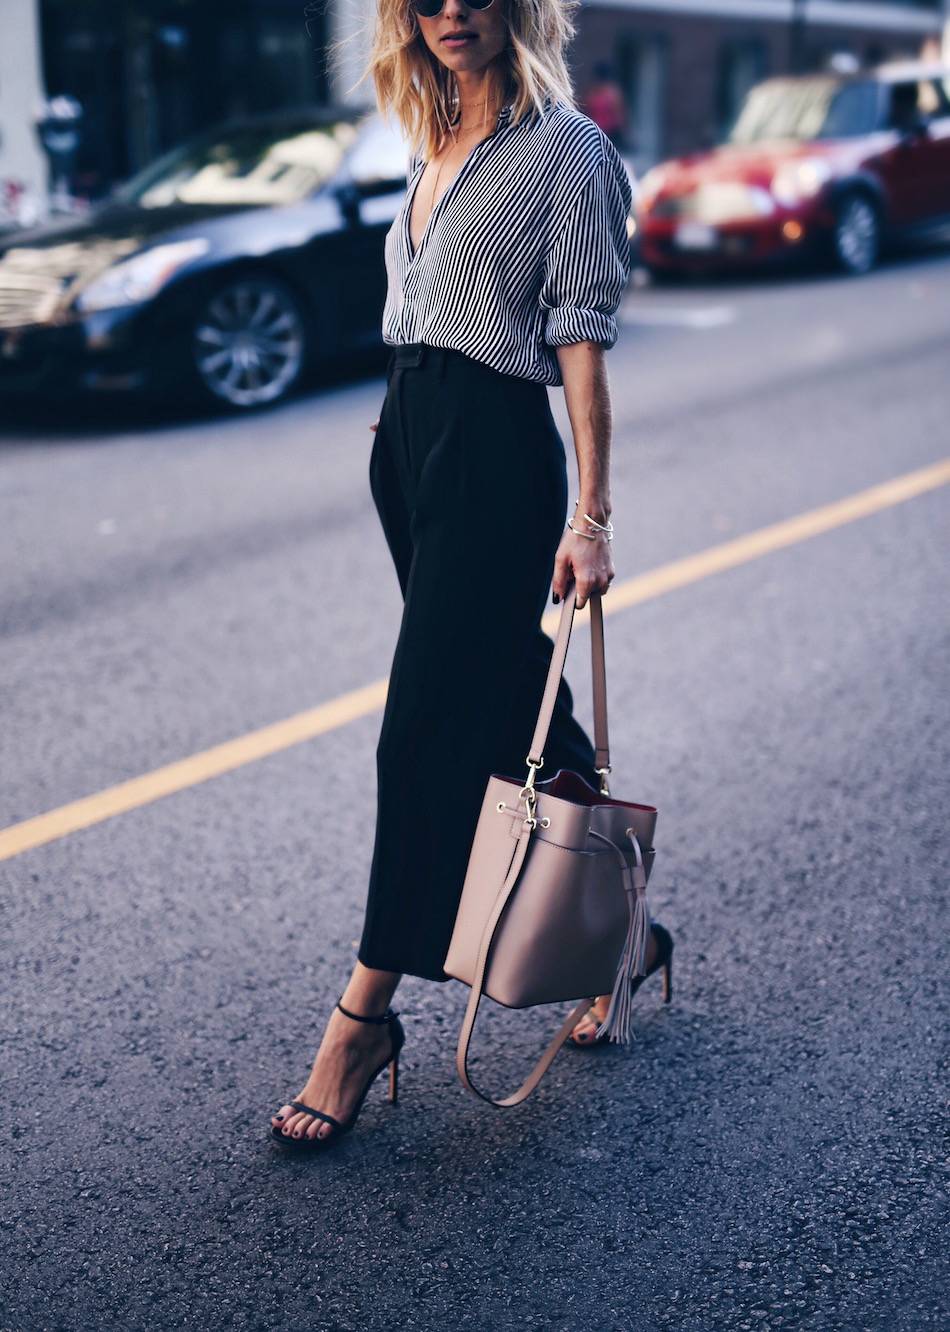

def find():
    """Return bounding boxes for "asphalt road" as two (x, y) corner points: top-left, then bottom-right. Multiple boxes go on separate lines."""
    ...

(2, 239), (948, 1331)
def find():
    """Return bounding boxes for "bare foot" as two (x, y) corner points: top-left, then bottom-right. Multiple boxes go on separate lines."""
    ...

(271, 1003), (396, 1142)
(571, 925), (660, 1044)
(571, 993), (611, 1045)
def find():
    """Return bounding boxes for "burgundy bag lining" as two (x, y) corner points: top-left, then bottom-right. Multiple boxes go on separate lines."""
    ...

(490, 767), (656, 815)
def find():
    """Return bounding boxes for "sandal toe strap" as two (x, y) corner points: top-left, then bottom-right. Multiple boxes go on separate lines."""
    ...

(290, 1101), (344, 1129)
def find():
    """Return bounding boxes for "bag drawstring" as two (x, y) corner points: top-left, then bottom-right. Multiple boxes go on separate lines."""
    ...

(587, 828), (651, 1045)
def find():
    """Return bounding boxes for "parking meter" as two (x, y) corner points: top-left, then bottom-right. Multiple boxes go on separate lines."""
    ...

(34, 94), (83, 214)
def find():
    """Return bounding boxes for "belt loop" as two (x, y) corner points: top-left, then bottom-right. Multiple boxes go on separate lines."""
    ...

(392, 342), (425, 368)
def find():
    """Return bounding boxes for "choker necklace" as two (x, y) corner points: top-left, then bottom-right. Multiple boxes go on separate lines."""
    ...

(450, 98), (491, 135)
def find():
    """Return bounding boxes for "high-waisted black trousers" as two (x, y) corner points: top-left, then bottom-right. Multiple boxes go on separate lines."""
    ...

(358, 341), (599, 982)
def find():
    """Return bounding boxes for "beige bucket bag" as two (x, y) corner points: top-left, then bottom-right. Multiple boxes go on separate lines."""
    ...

(444, 589), (658, 1107)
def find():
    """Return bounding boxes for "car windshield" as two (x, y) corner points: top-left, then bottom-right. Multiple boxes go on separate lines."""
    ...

(111, 118), (362, 208)
(728, 78), (879, 144)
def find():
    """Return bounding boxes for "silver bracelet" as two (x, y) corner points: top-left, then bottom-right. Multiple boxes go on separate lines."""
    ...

(568, 502), (614, 541)
(573, 499), (614, 537)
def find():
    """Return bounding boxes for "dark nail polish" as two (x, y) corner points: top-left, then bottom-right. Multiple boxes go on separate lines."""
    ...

(275, 1115), (284, 1121)
(552, 592), (560, 604)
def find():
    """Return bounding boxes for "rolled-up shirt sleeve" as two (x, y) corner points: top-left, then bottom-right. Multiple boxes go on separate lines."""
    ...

(539, 148), (632, 351)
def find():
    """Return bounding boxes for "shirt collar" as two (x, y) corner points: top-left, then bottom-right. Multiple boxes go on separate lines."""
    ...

(497, 92), (553, 129)
(411, 93), (548, 171)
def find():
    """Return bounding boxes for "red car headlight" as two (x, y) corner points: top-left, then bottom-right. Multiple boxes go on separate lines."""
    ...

(771, 158), (833, 207)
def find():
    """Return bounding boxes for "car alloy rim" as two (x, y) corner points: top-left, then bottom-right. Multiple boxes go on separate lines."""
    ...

(194, 278), (305, 406)
(837, 198), (877, 272)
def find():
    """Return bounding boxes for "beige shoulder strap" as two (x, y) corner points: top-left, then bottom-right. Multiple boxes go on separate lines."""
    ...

(455, 589), (607, 1107)
(455, 816), (595, 1107)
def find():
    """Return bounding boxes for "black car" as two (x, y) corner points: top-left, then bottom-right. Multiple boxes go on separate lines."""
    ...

(0, 106), (413, 411)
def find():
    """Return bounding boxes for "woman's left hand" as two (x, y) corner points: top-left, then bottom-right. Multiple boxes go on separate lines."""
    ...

(551, 504), (614, 611)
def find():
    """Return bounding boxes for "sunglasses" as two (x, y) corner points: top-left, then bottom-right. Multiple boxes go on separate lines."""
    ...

(411, 0), (495, 17)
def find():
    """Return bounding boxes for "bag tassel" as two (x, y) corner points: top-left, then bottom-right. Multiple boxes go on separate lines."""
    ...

(593, 830), (651, 1046)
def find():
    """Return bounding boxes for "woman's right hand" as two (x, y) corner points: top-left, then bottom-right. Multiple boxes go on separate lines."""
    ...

(370, 419), (379, 432)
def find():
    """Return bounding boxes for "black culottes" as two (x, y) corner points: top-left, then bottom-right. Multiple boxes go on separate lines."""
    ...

(358, 341), (600, 982)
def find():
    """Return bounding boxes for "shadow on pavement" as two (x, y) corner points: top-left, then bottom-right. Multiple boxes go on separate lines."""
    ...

(0, 346), (390, 444)
(635, 224), (950, 293)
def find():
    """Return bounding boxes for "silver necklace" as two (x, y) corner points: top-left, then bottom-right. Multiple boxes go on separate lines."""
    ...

(425, 99), (493, 214)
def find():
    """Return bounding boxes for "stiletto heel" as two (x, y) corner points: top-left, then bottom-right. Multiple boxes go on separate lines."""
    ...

(270, 997), (405, 1150)
(570, 921), (675, 1047)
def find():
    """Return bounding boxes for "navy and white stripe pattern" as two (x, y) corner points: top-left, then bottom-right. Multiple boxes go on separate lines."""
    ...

(382, 97), (633, 386)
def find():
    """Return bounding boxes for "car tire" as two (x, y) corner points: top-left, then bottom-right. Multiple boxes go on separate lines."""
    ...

(189, 272), (310, 412)
(831, 192), (881, 276)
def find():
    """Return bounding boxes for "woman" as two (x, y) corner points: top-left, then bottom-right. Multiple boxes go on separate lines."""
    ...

(270, 0), (671, 1148)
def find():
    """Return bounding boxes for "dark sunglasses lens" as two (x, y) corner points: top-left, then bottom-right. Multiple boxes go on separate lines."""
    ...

(412, 0), (493, 13)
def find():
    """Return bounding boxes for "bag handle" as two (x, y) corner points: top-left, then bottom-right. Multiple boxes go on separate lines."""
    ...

(527, 587), (610, 794)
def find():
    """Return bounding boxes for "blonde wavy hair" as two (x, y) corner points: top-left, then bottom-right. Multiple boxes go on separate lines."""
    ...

(321, 0), (581, 162)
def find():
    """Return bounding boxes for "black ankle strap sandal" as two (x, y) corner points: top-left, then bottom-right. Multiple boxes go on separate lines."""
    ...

(269, 998), (405, 1150)
(335, 998), (400, 1025)
(569, 921), (674, 1048)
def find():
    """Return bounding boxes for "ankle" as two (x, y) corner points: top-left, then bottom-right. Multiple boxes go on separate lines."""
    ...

(329, 1007), (387, 1044)
(339, 962), (401, 1020)
(337, 997), (391, 1022)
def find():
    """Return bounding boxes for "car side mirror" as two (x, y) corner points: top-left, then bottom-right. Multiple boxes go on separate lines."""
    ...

(334, 180), (362, 226)
(333, 175), (408, 225)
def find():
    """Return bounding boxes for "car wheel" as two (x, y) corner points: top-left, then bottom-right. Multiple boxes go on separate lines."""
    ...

(832, 193), (880, 276)
(191, 273), (309, 410)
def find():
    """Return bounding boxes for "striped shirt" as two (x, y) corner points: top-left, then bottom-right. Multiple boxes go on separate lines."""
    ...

(381, 96), (633, 387)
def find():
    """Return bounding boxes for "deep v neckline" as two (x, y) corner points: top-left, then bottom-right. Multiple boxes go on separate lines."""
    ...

(405, 149), (479, 263)
(404, 104), (514, 263)
(404, 161), (441, 264)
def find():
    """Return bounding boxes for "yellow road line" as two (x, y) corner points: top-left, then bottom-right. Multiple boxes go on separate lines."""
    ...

(2, 456), (948, 863)
(602, 456), (950, 614)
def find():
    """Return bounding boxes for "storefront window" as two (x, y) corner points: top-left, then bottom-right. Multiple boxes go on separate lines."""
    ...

(39, 0), (329, 196)
(716, 39), (768, 141)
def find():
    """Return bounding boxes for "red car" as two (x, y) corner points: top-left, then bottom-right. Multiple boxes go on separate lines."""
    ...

(636, 60), (950, 278)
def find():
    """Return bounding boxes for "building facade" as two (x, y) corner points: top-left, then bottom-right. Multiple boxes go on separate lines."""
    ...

(572, 1), (949, 171)
(0, 0), (48, 225)
(34, 0), (335, 200)
(1, 0), (947, 211)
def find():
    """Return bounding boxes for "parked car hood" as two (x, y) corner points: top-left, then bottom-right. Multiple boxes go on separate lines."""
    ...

(656, 137), (872, 191)
(0, 195), (342, 283)
(0, 201), (249, 256)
